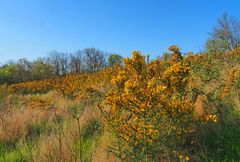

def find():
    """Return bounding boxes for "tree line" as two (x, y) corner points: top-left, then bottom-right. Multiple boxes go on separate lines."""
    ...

(0, 48), (122, 84)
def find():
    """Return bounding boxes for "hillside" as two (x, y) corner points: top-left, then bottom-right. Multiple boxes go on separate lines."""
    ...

(0, 46), (240, 162)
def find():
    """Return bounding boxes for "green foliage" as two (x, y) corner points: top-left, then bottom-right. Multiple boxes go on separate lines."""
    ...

(108, 54), (123, 67)
(0, 64), (17, 84)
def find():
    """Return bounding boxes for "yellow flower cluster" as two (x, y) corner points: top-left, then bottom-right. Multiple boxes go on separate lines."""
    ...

(9, 79), (53, 94)
(228, 68), (240, 86)
(220, 67), (240, 100)
(8, 66), (117, 98)
(179, 154), (190, 161)
(162, 62), (190, 90)
(205, 114), (218, 123)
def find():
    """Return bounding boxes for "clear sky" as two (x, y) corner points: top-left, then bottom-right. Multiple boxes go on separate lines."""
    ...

(0, 0), (240, 63)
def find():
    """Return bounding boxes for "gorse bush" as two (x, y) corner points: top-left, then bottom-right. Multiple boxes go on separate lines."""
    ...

(98, 46), (211, 161)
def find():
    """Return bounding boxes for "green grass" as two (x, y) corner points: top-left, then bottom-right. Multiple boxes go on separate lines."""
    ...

(0, 141), (31, 162)
(73, 119), (103, 162)
(199, 123), (240, 162)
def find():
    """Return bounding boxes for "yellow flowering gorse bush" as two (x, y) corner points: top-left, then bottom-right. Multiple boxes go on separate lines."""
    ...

(98, 46), (201, 161)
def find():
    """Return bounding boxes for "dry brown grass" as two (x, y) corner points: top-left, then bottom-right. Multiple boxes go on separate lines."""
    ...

(0, 109), (30, 142)
(93, 132), (118, 162)
(38, 133), (74, 162)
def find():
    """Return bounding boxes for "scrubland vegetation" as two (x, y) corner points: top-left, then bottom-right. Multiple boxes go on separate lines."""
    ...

(0, 14), (240, 162)
(0, 45), (239, 161)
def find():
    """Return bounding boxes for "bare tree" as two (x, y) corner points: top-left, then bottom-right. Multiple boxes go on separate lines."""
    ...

(49, 51), (68, 75)
(83, 48), (106, 72)
(206, 13), (240, 53)
(69, 50), (82, 74)
(59, 53), (68, 75)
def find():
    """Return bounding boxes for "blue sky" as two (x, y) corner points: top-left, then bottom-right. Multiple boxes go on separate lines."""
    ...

(0, 0), (240, 63)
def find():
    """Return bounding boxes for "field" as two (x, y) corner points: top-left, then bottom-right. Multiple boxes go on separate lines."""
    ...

(0, 46), (240, 161)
